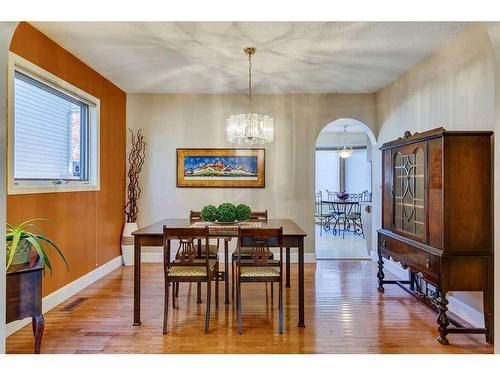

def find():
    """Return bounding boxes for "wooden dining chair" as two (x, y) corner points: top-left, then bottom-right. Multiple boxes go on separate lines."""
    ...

(234, 227), (284, 335)
(231, 210), (272, 301)
(189, 210), (221, 258)
(162, 226), (219, 334)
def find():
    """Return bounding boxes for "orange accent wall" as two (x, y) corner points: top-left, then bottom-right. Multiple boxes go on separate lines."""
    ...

(8, 22), (126, 297)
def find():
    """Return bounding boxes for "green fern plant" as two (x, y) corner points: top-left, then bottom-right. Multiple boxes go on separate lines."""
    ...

(6, 218), (69, 274)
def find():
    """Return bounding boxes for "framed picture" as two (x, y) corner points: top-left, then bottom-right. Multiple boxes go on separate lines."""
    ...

(176, 148), (265, 188)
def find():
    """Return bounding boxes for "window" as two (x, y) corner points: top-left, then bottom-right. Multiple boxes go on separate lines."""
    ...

(315, 150), (340, 195)
(345, 149), (371, 193)
(8, 53), (100, 194)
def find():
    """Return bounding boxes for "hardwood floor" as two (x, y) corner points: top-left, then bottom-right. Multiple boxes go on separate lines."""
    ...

(6, 260), (493, 354)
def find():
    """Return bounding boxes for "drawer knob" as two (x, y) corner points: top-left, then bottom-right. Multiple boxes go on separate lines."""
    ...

(426, 259), (431, 269)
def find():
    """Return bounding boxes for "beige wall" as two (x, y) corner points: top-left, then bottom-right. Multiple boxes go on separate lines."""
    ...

(375, 24), (495, 324)
(127, 93), (376, 254)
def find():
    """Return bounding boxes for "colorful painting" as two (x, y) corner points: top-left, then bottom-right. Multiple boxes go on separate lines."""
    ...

(177, 148), (265, 188)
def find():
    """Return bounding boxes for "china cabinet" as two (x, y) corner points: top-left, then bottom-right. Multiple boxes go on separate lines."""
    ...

(378, 127), (493, 345)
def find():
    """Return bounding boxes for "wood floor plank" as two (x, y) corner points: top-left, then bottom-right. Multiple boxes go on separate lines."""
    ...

(6, 260), (493, 354)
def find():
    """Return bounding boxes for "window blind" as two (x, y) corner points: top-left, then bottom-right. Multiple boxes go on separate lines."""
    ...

(14, 70), (87, 180)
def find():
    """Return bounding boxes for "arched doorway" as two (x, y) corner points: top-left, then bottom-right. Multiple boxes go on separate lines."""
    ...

(314, 118), (377, 260)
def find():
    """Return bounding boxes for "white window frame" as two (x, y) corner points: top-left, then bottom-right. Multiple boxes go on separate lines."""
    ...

(7, 52), (100, 195)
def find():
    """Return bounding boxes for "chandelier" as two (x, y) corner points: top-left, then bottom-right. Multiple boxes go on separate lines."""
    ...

(337, 125), (353, 159)
(226, 47), (274, 144)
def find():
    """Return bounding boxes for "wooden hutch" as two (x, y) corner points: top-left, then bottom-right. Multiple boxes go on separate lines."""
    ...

(377, 127), (493, 345)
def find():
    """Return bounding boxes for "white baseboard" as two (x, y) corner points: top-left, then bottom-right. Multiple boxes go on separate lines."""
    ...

(6, 255), (123, 337)
(141, 249), (316, 263)
(379, 256), (484, 328)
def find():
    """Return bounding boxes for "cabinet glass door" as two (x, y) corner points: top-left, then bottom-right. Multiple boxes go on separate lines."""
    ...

(393, 145), (425, 239)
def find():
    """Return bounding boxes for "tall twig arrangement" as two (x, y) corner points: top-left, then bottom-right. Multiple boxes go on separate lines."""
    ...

(125, 129), (146, 223)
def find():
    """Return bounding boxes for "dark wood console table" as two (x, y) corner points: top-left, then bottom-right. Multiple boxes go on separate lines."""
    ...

(6, 257), (44, 354)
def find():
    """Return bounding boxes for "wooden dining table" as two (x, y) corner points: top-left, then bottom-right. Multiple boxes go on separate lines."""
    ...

(132, 218), (308, 327)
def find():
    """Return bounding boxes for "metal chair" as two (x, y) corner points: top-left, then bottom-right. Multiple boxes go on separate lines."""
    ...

(234, 227), (284, 334)
(162, 226), (219, 334)
(315, 191), (334, 235)
(343, 192), (365, 238)
(326, 190), (347, 236)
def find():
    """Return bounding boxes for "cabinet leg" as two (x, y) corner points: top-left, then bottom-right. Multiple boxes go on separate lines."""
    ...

(483, 290), (494, 344)
(436, 291), (450, 345)
(32, 314), (44, 354)
(377, 254), (385, 292)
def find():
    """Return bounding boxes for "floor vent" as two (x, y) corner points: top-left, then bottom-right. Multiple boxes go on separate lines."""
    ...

(60, 297), (89, 311)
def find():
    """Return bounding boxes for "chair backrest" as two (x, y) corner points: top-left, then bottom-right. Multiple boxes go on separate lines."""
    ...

(326, 190), (339, 201)
(315, 191), (322, 216)
(250, 210), (268, 221)
(189, 210), (202, 222)
(237, 227), (283, 266)
(163, 226), (210, 270)
(347, 193), (364, 215)
(361, 190), (372, 202)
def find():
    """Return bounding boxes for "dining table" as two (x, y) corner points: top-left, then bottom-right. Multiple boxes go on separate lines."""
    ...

(131, 218), (308, 327)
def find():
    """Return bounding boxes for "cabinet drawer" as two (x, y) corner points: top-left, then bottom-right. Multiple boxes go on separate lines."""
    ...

(379, 233), (439, 276)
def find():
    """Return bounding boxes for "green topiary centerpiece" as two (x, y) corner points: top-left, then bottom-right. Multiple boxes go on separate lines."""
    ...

(201, 204), (218, 222)
(235, 204), (251, 221)
(216, 203), (237, 223)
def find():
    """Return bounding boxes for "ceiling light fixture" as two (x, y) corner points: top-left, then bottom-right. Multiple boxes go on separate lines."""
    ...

(337, 125), (353, 159)
(226, 47), (274, 145)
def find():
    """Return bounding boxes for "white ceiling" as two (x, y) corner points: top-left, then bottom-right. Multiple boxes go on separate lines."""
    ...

(31, 22), (469, 94)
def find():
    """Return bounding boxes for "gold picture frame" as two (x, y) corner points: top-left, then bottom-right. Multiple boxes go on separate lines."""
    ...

(176, 148), (265, 188)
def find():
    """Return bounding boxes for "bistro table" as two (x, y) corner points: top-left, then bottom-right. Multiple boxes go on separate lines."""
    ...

(132, 218), (307, 327)
(320, 199), (359, 234)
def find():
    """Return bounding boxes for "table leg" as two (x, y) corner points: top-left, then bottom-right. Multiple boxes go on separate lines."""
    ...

(133, 236), (141, 326)
(298, 237), (305, 327)
(285, 247), (291, 288)
(224, 240), (229, 304)
(32, 314), (44, 354)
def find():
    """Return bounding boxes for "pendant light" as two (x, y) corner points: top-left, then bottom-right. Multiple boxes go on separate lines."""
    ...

(226, 47), (274, 144)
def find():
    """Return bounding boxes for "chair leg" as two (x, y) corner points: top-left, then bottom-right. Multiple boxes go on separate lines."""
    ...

(271, 282), (274, 298)
(359, 217), (365, 239)
(175, 282), (179, 298)
(197, 282), (202, 304)
(205, 279), (211, 335)
(163, 279), (170, 334)
(343, 217), (347, 239)
(279, 278), (283, 334)
(231, 260), (235, 302)
(215, 268), (219, 308)
(237, 277), (242, 335)
(172, 281), (176, 309)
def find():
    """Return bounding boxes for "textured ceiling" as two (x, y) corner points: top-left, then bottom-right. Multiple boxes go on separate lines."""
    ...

(31, 22), (469, 94)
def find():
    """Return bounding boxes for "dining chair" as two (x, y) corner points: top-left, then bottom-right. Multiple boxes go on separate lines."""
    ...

(342, 192), (365, 238)
(162, 226), (219, 334)
(231, 210), (271, 301)
(326, 190), (346, 236)
(189, 210), (221, 258)
(315, 191), (334, 235)
(234, 227), (284, 334)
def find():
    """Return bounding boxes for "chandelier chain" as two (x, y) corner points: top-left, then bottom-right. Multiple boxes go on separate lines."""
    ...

(248, 51), (252, 113)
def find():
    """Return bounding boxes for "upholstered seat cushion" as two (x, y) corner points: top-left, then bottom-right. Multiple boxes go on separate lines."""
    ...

(168, 259), (217, 277)
(240, 265), (280, 277)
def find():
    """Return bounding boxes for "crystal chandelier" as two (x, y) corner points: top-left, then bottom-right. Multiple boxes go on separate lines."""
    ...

(337, 125), (353, 159)
(226, 47), (274, 144)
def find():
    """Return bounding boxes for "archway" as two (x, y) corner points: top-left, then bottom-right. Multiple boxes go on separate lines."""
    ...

(314, 118), (377, 260)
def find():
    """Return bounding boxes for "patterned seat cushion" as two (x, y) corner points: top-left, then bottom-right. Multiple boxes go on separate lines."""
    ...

(168, 259), (217, 277)
(240, 265), (280, 277)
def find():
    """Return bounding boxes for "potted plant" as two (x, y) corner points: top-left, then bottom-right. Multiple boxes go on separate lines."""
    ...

(200, 203), (252, 223)
(6, 218), (68, 273)
(122, 129), (146, 266)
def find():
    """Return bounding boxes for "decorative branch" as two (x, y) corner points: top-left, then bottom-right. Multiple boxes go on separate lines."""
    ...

(124, 129), (146, 223)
